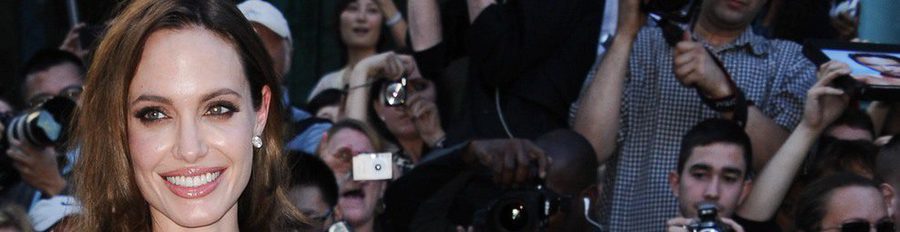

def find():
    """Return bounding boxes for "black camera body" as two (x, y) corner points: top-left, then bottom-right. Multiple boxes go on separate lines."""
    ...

(686, 202), (731, 232)
(642, 0), (694, 19)
(0, 96), (76, 188)
(473, 183), (566, 232)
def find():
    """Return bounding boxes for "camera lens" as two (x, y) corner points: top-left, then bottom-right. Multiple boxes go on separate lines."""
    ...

(496, 200), (529, 231)
(383, 77), (407, 106)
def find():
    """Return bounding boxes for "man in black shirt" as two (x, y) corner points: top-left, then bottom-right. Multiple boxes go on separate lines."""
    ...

(665, 119), (779, 231)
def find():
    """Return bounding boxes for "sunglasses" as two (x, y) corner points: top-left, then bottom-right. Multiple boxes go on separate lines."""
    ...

(821, 221), (895, 232)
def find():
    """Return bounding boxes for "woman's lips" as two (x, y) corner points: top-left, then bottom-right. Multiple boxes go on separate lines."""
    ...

(352, 27), (370, 35)
(726, 0), (747, 9)
(160, 167), (226, 199)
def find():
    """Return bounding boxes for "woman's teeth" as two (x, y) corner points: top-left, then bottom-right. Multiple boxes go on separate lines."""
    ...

(166, 172), (220, 187)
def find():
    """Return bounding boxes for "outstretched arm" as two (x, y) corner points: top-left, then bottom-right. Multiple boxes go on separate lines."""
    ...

(344, 52), (413, 121)
(573, 0), (645, 164)
(408, 0), (441, 51)
(736, 61), (851, 221)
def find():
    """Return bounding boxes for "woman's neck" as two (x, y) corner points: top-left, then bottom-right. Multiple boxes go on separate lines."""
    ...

(396, 137), (425, 163)
(346, 47), (377, 67)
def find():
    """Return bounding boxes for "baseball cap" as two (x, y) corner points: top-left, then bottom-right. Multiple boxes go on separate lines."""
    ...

(238, 0), (292, 43)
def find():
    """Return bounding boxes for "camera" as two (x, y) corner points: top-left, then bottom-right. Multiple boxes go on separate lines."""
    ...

(686, 202), (731, 232)
(351, 152), (393, 181)
(474, 184), (568, 232)
(643, 0), (700, 46)
(0, 96), (77, 188)
(642, 0), (694, 20)
(382, 75), (408, 107)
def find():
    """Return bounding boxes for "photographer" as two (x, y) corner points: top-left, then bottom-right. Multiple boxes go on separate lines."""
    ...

(344, 52), (447, 168)
(2, 49), (82, 211)
(665, 119), (779, 232)
(383, 130), (600, 232)
(572, 0), (817, 229)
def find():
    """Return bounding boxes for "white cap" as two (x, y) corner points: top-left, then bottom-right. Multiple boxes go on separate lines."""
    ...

(28, 196), (81, 232)
(238, 0), (292, 43)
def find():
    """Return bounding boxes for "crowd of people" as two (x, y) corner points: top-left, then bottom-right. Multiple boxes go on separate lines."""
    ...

(0, 0), (898, 231)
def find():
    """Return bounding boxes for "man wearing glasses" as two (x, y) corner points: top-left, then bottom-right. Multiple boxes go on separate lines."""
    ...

(3, 49), (83, 213)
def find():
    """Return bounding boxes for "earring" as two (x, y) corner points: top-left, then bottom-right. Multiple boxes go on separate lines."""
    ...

(251, 135), (263, 149)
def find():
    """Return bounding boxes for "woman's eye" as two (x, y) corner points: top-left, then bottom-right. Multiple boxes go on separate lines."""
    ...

(136, 108), (168, 122)
(206, 105), (234, 116)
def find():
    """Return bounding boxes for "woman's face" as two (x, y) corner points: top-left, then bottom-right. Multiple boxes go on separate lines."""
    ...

(373, 64), (435, 139)
(339, 0), (383, 49)
(127, 28), (269, 229)
(820, 186), (890, 231)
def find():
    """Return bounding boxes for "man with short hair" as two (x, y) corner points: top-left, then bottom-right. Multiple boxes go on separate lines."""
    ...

(21, 49), (84, 108)
(3, 49), (83, 216)
(573, 0), (817, 229)
(665, 119), (754, 231)
(238, 0), (331, 155)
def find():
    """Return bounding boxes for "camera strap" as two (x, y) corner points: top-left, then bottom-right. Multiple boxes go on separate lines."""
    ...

(495, 88), (516, 139)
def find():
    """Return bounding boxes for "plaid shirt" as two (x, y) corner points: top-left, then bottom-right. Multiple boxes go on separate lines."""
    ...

(572, 25), (816, 231)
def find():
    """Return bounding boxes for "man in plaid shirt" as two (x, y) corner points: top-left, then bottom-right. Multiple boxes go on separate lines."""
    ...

(572, 0), (817, 230)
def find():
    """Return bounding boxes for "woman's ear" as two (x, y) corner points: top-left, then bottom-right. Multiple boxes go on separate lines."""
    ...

(254, 85), (272, 136)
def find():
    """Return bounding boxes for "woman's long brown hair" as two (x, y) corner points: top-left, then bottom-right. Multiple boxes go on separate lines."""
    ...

(71, 0), (307, 230)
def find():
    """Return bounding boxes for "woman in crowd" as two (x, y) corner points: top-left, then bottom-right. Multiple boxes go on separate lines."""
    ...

(308, 0), (406, 101)
(71, 0), (306, 230)
(317, 119), (389, 232)
(343, 52), (446, 168)
(794, 173), (894, 232)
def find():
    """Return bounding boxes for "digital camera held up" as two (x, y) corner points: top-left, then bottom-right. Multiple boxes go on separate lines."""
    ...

(352, 152), (393, 181)
(686, 202), (732, 232)
(382, 74), (408, 107)
(0, 96), (76, 189)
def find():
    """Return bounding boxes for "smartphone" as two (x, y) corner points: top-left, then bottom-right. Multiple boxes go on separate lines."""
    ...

(352, 152), (393, 181)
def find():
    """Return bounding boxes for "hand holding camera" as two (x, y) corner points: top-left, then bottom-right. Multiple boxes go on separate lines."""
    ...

(802, 61), (852, 133)
(405, 94), (445, 148)
(464, 139), (549, 187)
(350, 52), (412, 87)
(666, 203), (744, 232)
(6, 138), (66, 196)
(0, 96), (75, 194)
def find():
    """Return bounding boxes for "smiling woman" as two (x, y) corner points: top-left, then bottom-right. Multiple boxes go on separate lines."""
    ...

(70, 0), (307, 231)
